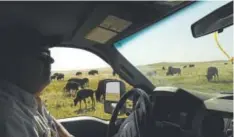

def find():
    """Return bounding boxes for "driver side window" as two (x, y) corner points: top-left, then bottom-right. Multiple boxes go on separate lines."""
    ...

(41, 47), (132, 119)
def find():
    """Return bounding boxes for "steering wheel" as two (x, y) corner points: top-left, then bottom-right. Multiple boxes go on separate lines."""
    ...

(107, 88), (153, 137)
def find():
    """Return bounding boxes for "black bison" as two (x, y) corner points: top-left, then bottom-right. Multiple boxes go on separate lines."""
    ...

(57, 73), (64, 80)
(183, 65), (187, 68)
(95, 79), (108, 103)
(74, 89), (95, 109)
(95, 79), (126, 103)
(206, 67), (219, 81)
(64, 81), (80, 96)
(68, 78), (89, 89)
(88, 70), (98, 75)
(224, 63), (228, 65)
(50, 73), (60, 80)
(189, 64), (195, 68)
(166, 66), (181, 76)
(162, 67), (165, 70)
(146, 71), (157, 76)
(76, 72), (82, 76)
(50, 75), (57, 80)
(53, 73), (59, 77)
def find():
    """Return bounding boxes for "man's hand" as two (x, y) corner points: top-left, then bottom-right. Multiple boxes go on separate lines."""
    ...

(50, 115), (75, 137)
(35, 95), (74, 137)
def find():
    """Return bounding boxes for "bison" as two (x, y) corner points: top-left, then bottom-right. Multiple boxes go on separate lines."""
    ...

(76, 72), (82, 76)
(53, 73), (59, 77)
(95, 79), (108, 103)
(146, 71), (157, 77)
(50, 75), (57, 80)
(166, 66), (181, 76)
(64, 81), (80, 97)
(206, 67), (219, 81)
(224, 63), (228, 65)
(88, 70), (98, 75)
(74, 89), (95, 109)
(95, 79), (126, 103)
(189, 64), (195, 68)
(68, 78), (89, 89)
(162, 67), (166, 70)
(57, 73), (64, 80)
(183, 65), (187, 68)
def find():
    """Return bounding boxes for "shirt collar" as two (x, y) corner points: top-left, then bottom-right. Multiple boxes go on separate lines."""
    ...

(0, 79), (38, 110)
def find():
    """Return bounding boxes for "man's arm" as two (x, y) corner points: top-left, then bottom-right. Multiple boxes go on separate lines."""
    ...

(50, 115), (75, 137)
(40, 102), (74, 137)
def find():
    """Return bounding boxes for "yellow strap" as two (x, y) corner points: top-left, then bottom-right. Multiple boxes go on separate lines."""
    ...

(213, 32), (233, 62)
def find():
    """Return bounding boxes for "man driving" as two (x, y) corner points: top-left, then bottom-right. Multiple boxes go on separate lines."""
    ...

(0, 25), (74, 137)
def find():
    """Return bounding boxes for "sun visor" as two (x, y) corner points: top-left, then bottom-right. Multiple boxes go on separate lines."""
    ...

(100, 15), (132, 33)
(85, 27), (118, 44)
(85, 15), (132, 44)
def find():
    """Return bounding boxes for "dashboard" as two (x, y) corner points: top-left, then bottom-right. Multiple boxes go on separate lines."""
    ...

(150, 87), (233, 137)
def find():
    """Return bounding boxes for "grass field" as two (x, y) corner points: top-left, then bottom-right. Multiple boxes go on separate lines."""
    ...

(41, 60), (233, 119)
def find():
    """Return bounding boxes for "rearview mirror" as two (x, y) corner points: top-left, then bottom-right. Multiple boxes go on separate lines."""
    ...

(103, 80), (127, 114)
(191, 1), (233, 38)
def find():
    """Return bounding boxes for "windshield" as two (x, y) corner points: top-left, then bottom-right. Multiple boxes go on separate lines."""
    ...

(114, 1), (233, 93)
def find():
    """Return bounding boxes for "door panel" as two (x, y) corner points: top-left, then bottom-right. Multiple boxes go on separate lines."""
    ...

(58, 116), (109, 137)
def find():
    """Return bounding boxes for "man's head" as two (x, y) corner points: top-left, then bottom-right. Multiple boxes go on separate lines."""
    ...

(0, 25), (56, 94)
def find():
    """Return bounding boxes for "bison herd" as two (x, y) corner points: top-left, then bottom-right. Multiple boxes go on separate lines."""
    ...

(50, 69), (119, 110)
(147, 64), (223, 82)
(50, 62), (228, 111)
(51, 73), (64, 80)
(51, 70), (100, 81)
(63, 77), (95, 110)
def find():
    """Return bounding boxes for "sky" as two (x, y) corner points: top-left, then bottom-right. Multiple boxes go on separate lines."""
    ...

(51, 1), (233, 71)
(115, 1), (233, 66)
(51, 47), (109, 71)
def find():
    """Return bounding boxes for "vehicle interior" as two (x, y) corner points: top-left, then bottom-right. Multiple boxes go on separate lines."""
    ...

(0, 1), (233, 137)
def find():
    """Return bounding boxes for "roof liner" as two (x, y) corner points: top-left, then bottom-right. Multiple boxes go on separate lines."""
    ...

(0, 1), (194, 48)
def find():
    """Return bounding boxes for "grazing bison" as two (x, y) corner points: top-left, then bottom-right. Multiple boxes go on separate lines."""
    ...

(183, 65), (187, 68)
(57, 73), (64, 80)
(206, 67), (219, 81)
(189, 64), (195, 68)
(146, 71), (157, 77)
(64, 81), (80, 96)
(88, 70), (98, 75)
(76, 72), (82, 76)
(53, 73), (59, 77)
(50, 75), (57, 80)
(68, 78), (89, 88)
(224, 63), (228, 65)
(95, 79), (126, 103)
(74, 89), (95, 109)
(95, 79), (108, 103)
(166, 66), (181, 76)
(162, 67), (165, 70)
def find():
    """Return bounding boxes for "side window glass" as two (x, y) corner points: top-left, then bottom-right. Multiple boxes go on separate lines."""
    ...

(41, 47), (132, 119)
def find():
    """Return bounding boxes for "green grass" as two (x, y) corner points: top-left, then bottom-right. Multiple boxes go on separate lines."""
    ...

(41, 61), (233, 119)
(41, 71), (132, 119)
(140, 61), (233, 93)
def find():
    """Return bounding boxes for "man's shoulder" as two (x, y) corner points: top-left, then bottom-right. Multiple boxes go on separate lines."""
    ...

(0, 92), (38, 137)
(0, 91), (30, 119)
(0, 92), (21, 118)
